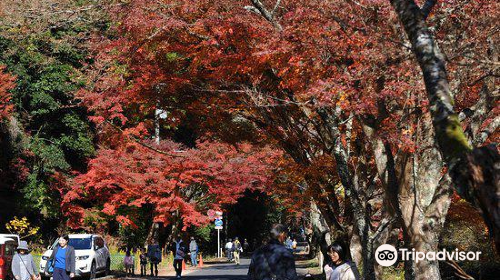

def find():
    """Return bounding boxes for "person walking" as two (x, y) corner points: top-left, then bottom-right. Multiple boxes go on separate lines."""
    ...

(324, 243), (360, 280)
(139, 248), (148, 277)
(147, 241), (162, 277)
(292, 239), (298, 253)
(225, 239), (233, 262)
(123, 250), (134, 276)
(248, 224), (298, 280)
(12, 241), (40, 280)
(243, 239), (250, 256)
(48, 235), (75, 280)
(285, 237), (293, 252)
(189, 237), (198, 267)
(232, 237), (242, 265)
(170, 237), (187, 279)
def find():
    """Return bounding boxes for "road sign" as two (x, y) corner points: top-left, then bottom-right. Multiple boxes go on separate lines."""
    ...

(215, 219), (223, 227)
(215, 225), (223, 230)
(215, 211), (223, 219)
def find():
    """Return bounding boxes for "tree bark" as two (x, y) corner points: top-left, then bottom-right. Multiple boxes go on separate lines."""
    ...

(310, 200), (330, 268)
(389, 0), (500, 252)
(363, 114), (451, 280)
(317, 107), (375, 280)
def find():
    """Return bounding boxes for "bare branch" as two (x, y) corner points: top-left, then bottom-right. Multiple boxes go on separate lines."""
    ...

(105, 120), (185, 158)
(370, 217), (396, 245)
(244, 5), (262, 16)
(248, 0), (283, 31)
(444, 260), (475, 280)
(272, 0), (282, 16)
(475, 117), (500, 146)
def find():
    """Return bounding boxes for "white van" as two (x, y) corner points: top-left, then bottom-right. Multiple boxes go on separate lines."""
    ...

(39, 234), (110, 280)
(0, 235), (19, 245)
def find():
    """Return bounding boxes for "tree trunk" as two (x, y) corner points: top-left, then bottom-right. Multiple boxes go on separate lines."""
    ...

(310, 200), (330, 268)
(363, 114), (451, 280)
(389, 0), (500, 252)
(145, 222), (160, 247)
(396, 117), (452, 280)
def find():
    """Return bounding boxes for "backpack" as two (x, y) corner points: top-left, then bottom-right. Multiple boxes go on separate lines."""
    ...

(175, 243), (186, 258)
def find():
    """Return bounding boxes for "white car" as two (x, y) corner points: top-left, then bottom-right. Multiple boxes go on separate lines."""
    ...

(39, 234), (110, 280)
(0, 234), (20, 244)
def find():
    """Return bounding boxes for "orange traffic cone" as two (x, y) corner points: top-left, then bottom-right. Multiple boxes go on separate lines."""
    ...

(198, 253), (204, 268)
(182, 259), (186, 270)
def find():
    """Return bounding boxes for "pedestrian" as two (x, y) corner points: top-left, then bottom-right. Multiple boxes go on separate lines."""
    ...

(285, 236), (293, 252)
(324, 242), (360, 280)
(47, 235), (75, 280)
(170, 236), (187, 279)
(225, 239), (233, 262)
(292, 239), (298, 253)
(243, 238), (250, 255)
(189, 237), (198, 267)
(11, 241), (40, 280)
(232, 237), (242, 265)
(123, 250), (134, 276)
(147, 240), (162, 277)
(139, 248), (148, 277)
(248, 224), (298, 280)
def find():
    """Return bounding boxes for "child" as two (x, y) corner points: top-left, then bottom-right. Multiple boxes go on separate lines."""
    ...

(139, 248), (148, 277)
(124, 250), (134, 276)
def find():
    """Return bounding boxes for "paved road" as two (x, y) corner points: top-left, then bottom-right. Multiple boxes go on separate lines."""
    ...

(118, 256), (316, 280)
(175, 258), (251, 280)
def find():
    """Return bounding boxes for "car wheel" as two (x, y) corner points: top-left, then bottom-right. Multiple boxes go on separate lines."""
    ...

(104, 259), (111, 276)
(88, 262), (96, 280)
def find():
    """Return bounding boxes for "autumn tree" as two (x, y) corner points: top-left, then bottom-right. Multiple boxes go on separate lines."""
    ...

(0, 65), (14, 120)
(65, 0), (497, 278)
(389, 0), (500, 253)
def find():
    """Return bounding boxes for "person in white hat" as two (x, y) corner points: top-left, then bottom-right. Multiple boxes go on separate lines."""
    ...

(11, 241), (40, 280)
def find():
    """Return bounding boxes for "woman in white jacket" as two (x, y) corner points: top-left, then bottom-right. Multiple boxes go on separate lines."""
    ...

(324, 243), (360, 280)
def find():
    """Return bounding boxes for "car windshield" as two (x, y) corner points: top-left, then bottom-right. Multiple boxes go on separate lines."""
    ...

(51, 237), (92, 250)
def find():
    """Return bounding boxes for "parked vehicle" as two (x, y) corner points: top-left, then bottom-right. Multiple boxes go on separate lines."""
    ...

(0, 236), (17, 280)
(39, 234), (110, 280)
(0, 235), (19, 246)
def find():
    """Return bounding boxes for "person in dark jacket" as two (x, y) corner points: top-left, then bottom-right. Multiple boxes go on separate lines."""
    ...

(48, 235), (75, 280)
(248, 224), (298, 280)
(147, 241), (162, 277)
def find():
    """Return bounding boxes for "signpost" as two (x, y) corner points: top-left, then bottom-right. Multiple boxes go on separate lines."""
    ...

(214, 211), (223, 258)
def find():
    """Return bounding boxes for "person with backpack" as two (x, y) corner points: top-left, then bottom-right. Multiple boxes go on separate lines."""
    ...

(248, 224), (298, 280)
(147, 241), (162, 277)
(170, 237), (187, 279)
(232, 237), (243, 265)
(47, 235), (75, 280)
(11, 241), (40, 280)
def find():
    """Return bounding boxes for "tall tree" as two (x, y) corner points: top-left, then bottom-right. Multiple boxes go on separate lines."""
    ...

(389, 0), (500, 252)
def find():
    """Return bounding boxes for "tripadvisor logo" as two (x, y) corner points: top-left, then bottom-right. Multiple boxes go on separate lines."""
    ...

(375, 244), (482, 267)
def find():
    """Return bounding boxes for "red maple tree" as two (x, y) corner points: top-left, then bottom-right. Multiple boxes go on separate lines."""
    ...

(0, 65), (14, 120)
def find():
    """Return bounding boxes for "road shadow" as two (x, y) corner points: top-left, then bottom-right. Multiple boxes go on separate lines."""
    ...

(169, 277), (248, 280)
(201, 264), (250, 270)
